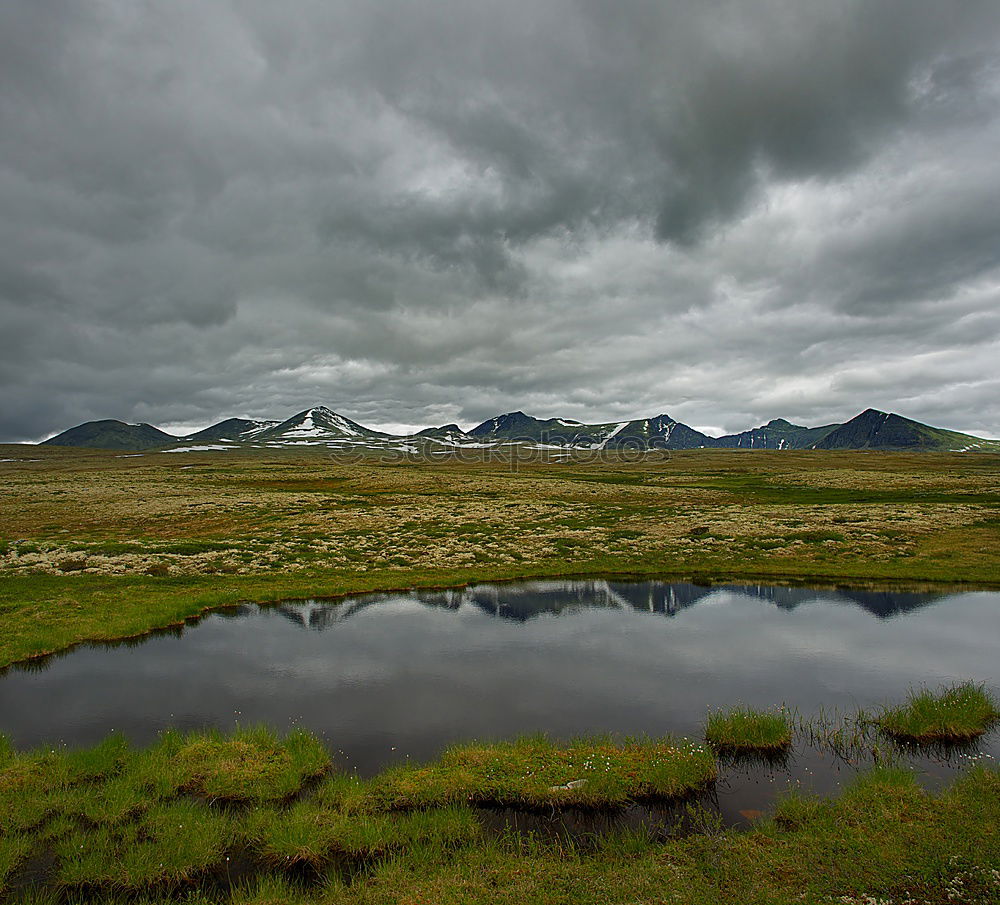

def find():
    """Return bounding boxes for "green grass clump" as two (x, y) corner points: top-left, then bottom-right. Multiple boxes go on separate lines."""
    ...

(63, 733), (130, 782)
(876, 682), (1000, 744)
(312, 772), (364, 809)
(243, 799), (338, 868)
(354, 735), (716, 811)
(228, 874), (313, 905)
(172, 726), (330, 802)
(119, 740), (188, 800)
(245, 800), (480, 867)
(0, 751), (70, 835)
(0, 733), (186, 840)
(0, 833), (33, 889)
(55, 799), (233, 890)
(59, 774), (151, 825)
(704, 707), (793, 754)
(783, 529), (846, 543)
(0, 726), (332, 893)
(327, 806), (480, 858)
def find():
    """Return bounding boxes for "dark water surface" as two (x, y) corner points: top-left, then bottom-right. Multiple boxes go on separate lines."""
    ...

(2, 580), (997, 825)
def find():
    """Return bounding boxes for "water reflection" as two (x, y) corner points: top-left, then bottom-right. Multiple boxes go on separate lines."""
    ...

(2, 580), (948, 679)
(0, 579), (996, 827)
(272, 579), (945, 631)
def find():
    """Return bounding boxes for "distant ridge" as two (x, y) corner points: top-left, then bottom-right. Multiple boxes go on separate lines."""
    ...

(712, 418), (840, 450)
(466, 412), (717, 449)
(812, 409), (992, 451)
(184, 418), (277, 442)
(415, 424), (478, 444)
(37, 407), (1000, 453)
(42, 419), (178, 450)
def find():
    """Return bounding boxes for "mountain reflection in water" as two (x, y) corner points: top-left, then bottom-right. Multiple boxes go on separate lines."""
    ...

(271, 580), (943, 631)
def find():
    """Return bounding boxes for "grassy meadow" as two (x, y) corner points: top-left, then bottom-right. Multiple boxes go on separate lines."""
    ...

(2, 444), (1000, 668)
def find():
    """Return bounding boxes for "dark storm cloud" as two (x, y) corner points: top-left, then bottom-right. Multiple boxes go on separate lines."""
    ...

(2, 0), (1000, 440)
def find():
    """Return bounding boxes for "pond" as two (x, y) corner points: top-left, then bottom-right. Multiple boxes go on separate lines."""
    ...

(1, 579), (998, 827)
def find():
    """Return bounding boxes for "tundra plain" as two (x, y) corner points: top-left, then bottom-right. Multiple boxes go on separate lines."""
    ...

(2, 445), (1000, 668)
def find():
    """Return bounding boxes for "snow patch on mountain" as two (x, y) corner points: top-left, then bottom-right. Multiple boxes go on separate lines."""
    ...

(598, 421), (630, 449)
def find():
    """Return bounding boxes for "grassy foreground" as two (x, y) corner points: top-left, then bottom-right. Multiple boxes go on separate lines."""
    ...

(0, 729), (713, 898)
(0, 725), (998, 904)
(3, 445), (1000, 667)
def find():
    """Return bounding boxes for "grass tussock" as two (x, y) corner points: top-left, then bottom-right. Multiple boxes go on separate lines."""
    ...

(55, 799), (232, 890)
(876, 682), (1000, 744)
(0, 833), (32, 888)
(244, 801), (480, 867)
(228, 874), (314, 905)
(353, 735), (717, 811)
(704, 707), (793, 754)
(0, 751), (72, 835)
(172, 726), (330, 802)
(58, 773), (151, 825)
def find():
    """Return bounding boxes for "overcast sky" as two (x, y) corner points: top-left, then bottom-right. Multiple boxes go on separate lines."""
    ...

(2, 1), (1000, 441)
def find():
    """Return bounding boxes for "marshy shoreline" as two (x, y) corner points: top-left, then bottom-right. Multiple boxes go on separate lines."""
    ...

(1, 689), (998, 904)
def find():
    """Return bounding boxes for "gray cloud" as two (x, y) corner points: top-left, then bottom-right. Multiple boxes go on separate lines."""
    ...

(2, 0), (1000, 441)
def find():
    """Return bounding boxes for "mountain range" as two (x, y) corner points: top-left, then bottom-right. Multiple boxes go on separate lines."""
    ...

(37, 405), (1000, 453)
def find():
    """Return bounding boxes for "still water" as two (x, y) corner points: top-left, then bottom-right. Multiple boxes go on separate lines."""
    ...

(1, 580), (997, 824)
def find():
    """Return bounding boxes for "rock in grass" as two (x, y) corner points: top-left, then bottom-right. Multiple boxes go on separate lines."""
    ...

(549, 779), (587, 791)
